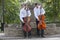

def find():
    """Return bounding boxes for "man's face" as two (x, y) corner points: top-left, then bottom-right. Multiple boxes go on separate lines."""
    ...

(24, 5), (28, 9)
(24, 5), (29, 10)
(38, 5), (41, 8)
(36, 5), (38, 8)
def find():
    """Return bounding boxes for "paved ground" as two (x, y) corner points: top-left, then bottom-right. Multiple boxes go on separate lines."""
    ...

(1, 38), (60, 40)
(0, 33), (60, 40)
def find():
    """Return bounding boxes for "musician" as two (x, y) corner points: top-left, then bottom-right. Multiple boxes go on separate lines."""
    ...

(33, 3), (46, 37)
(20, 4), (31, 38)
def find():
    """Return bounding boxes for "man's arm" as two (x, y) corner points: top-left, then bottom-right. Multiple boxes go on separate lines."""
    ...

(28, 10), (31, 22)
(28, 10), (31, 17)
(20, 10), (24, 23)
(40, 8), (45, 15)
(34, 8), (39, 21)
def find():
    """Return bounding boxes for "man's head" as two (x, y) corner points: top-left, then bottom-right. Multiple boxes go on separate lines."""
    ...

(35, 3), (38, 8)
(23, 4), (28, 9)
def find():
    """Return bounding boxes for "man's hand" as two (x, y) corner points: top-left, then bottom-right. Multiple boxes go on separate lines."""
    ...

(38, 19), (42, 25)
(38, 19), (40, 21)
(22, 21), (25, 23)
(39, 21), (42, 25)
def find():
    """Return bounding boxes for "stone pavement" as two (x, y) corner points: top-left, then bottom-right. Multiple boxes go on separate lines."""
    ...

(0, 33), (60, 40)
(1, 38), (60, 40)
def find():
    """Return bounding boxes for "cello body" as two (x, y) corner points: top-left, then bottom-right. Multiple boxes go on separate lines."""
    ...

(23, 17), (31, 32)
(38, 15), (46, 30)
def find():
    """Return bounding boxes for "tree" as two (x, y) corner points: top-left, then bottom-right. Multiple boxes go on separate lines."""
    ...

(4, 0), (20, 24)
(0, 0), (2, 22)
(39, 0), (60, 22)
(0, 0), (60, 23)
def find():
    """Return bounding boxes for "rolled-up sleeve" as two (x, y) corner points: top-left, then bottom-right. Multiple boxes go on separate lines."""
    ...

(40, 8), (45, 15)
(28, 10), (31, 17)
(20, 10), (24, 22)
(34, 9), (38, 20)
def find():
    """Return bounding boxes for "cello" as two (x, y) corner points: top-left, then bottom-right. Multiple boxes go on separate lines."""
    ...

(23, 8), (31, 32)
(38, 7), (46, 30)
(23, 17), (31, 32)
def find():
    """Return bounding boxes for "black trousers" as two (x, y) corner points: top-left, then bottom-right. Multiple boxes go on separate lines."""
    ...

(22, 23), (31, 37)
(36, 19), (44, 36)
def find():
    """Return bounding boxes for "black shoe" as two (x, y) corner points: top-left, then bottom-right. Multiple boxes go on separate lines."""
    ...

(28, 36), (31, 38)
(41, 35), (45, 38)
(37, 35), (40, 38)
(24, 35), (27, 38)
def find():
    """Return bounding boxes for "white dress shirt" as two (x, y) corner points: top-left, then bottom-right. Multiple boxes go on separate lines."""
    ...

(20, 8), (31, 22)
(33, 7), (45, 20)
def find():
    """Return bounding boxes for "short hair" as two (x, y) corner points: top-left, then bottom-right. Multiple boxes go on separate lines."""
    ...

(35, 3), (38, 6)
(23, 4), (26, 6)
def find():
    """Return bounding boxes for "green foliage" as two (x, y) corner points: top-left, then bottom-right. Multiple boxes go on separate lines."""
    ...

(4, 0), (20, 23)
(0, 0), (2, 22)
(0, 0), (60, 23)
(39, 0), (60, 22)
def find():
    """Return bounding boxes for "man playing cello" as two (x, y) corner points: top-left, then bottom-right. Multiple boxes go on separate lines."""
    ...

(34, 3), (46, 37)
(20, 4), (31, 38)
